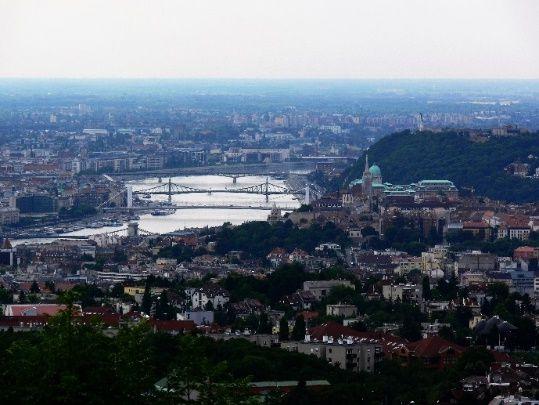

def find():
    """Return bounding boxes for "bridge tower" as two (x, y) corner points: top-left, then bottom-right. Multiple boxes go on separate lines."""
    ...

(167, 178), (172, 204)
(265, 177), (269, 203)
(126, 185), (133, 209)
(127, 222), (139, 237)
(305, 184), (310, 205)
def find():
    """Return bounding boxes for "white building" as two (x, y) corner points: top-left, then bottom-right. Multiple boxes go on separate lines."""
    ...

(186, 285), (230, 309)
(303, 280), (355, 301)
(326, 304), (357, 318)
(382, 284), (422, 303)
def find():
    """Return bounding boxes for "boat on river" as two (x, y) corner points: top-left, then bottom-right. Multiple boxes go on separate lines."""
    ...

(151, 209), (174, 216)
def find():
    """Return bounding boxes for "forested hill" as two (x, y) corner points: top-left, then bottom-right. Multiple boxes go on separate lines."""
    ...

(346, 129), (539, 203)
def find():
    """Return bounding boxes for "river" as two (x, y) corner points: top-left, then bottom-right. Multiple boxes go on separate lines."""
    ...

(12, 175), (301, 245)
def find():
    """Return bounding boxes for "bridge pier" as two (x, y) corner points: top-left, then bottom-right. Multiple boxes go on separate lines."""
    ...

(127, 222), (139, 237)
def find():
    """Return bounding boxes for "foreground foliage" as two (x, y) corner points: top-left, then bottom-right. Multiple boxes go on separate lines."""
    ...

(0, 303), (523, 404)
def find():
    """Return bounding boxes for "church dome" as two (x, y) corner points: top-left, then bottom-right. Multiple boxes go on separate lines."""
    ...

(369, 164), (381, 176)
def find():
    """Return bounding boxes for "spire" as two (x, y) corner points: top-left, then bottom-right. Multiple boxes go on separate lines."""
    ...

(364, 154), (369, 173)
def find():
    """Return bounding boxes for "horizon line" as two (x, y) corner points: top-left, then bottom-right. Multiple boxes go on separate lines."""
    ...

(0, 76), (538, 81)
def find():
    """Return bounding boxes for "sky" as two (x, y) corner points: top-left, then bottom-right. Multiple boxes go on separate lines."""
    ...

(0, 0), (538, 79)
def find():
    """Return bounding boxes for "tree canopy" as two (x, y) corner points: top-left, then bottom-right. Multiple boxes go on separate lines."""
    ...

(346, 130), (539, 203)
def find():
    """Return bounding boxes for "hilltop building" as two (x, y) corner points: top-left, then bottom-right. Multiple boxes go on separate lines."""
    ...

(349, 156), (458, 209)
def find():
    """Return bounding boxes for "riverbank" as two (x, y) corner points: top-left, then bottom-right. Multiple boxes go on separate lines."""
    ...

(10, 175), (301, 246)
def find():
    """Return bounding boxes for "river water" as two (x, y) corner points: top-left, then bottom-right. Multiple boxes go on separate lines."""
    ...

(12, 175), (300, 245)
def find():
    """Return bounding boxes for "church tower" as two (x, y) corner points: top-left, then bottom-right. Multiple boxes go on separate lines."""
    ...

(362, 154), (372, 199)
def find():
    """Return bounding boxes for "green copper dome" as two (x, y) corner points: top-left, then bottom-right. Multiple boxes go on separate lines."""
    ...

(369, 164), (381, 176)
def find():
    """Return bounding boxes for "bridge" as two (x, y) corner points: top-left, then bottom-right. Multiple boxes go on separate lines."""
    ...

(17, 223), (159, 241)
(103, 161), (316, 179)
(95, 174), (319, 211)
(217, 173), (247, 184)
(103, 203), (297, 212)
(129, 177), (308, 204)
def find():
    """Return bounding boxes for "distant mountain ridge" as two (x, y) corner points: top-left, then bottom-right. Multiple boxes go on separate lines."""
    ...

(346, 129), (539, 203)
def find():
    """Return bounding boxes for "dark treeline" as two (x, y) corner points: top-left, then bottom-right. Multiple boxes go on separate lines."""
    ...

(0, 305), (513, 404)
(214, 220), (350, 258)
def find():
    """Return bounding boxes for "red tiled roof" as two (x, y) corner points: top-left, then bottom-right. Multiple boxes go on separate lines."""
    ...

(54, 282), (78, 292)
(267, 247), (288, 257)
(5, 304), (69, 317)
(17, 282), (46, 293)
(514, 246), (537, 253)
(309, 321), (369, 340)
(490, 350), (512, 363)
(79, 314), (121, 327)
(407, 336), (464, 358)
(83, 306), (116, 315)
(149, 319), (196, 332)
(463, 221), (490, 229)
(0, 315), (49, 327)
(308, 321), (407, 353)
(500, 214), (530, 229)
(299, 311), (319, 321)
(290, 249), (309, 257)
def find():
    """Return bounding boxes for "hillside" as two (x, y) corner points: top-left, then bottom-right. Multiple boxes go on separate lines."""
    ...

(346, 130), (539, 203)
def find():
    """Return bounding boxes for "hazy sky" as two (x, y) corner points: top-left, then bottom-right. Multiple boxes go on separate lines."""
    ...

(0, 0), (537, 79)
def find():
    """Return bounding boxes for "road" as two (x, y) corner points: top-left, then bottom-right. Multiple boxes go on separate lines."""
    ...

(103, 161), (316, 179)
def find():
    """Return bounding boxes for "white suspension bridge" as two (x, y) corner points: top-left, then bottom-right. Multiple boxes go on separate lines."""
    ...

(98, 177), (317, 211)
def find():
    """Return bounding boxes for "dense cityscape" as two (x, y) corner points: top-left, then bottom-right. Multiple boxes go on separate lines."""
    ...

(0, 79), (537, 404)
(1, 0), (539, 404)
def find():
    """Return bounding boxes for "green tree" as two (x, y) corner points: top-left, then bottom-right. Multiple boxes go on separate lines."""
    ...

(30, 281), (40, 294)
(279, 317), (289, 341)
(291, 315), (306, 341)
(346, 130), (539, 203)
(257, 312), (272, 334)
(155, 291), (174, 320)
(0, 286), (13, 304)
(161, 339), (255, 405)
(453, 346), (494, 378)
(398, 313), (422, 341)
(18, 290), (27, 303)
(361, 226), (378, 237)
(422, 276), (431, 300)
(141, 283), (153, 315)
